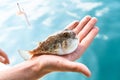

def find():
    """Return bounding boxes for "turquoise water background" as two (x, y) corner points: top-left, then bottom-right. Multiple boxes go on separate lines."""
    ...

(0, 0), (120, 80)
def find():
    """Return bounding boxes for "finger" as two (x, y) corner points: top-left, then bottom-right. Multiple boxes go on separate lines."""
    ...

(40, 55), (91, 77)
(80, 27), (99, 54)
(59, 61), (91, 77)
(78, 17), (97, 42)
(65, 21), (79, 30)
(0, 56), (5, 63)
(73, 15), (91, 34)
(0, 49), (10, 64)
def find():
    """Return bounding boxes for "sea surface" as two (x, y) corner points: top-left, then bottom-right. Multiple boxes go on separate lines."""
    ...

(0, 0), (120, 80)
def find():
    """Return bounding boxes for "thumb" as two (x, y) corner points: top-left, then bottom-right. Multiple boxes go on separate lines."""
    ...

(61, 61), (91, 77)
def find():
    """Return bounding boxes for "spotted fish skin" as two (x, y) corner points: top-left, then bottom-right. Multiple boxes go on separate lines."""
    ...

(30, 29), (78, 55)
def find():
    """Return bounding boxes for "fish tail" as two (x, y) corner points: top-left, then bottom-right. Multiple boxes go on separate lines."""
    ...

(18, 50), (32, 60)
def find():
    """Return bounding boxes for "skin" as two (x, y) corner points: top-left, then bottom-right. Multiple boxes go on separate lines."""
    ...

(0, 49), (9, 64)
(0, 16), (99, 80)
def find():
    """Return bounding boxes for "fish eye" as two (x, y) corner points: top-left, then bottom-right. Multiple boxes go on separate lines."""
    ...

(63, 32), (70, 38)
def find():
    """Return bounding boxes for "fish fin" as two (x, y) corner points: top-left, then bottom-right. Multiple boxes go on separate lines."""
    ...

(39, 42), (42, 45)
(18, 50), (32, 60)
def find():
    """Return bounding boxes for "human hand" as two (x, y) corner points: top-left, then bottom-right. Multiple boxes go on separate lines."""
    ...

(0, 49), (10, 64)
(31, 16), (99, 78)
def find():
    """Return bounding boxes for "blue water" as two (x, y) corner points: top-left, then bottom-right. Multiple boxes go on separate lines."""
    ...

(0, 0), (120, 80)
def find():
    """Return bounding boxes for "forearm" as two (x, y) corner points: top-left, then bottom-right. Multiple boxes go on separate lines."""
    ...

(0, 60), (46, 80)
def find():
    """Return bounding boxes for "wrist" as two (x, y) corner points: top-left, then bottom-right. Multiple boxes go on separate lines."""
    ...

(0, 59), (45, 80)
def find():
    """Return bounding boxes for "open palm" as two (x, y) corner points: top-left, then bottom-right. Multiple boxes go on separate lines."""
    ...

(32, 16), (99, 78)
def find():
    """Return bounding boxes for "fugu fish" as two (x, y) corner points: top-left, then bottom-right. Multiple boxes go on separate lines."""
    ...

(18, 29), (79, 60)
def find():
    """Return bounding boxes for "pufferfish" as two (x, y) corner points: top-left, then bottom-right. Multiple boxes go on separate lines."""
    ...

(19, 29), (79, 60)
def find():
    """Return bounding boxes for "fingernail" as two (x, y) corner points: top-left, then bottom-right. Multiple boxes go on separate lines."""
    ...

(85, 15), (91, 19)
(94, 27), (99, 31)
(72, 20), (79, 25)
(92, 17), (98, 22)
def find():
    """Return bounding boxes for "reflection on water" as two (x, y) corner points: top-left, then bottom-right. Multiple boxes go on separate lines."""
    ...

(0, 0), (120, 80)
